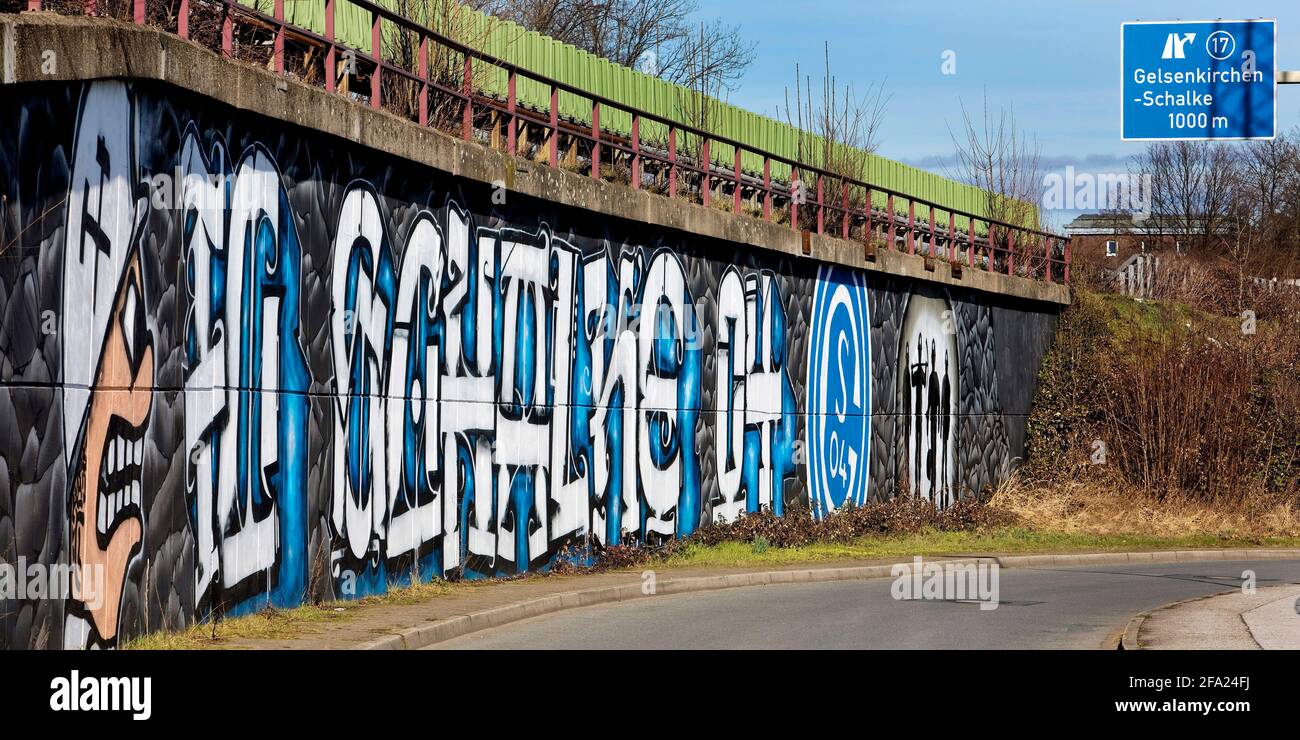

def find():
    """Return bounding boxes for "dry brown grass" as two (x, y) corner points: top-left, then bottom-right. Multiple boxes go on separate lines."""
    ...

(990, 474), (1300, 541)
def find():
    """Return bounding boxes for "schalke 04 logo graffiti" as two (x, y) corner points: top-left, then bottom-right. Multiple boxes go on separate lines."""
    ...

(806, 265), (872, 518)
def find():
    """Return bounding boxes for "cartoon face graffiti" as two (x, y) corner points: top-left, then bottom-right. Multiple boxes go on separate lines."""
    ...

(61, 81), (154, 647)
(66, 251), (154, 644)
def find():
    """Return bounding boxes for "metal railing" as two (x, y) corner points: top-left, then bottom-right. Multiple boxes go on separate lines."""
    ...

(19, 0), (1072, 284)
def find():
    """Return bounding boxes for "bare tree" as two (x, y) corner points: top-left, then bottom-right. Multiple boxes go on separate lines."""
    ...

(657, 17), (755, 91)
(1224, 175), (1262, 313)
(1132, 141), (1237, 257)
(383, 0), (494, 129)
(784, 44), (887, 162)
(676, 23), (724, 163)
(1238, 133), (1300, 270)
(781, 43), (888, 230)
(482, 0), (754, 90)
(947, 92), (1042, 232)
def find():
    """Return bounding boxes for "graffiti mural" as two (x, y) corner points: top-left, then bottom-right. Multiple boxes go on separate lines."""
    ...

(0, 79), (1059, 648)
(59, 82), (153, 649)
(711, 268), (798, 523)
(806, 265), (872, 518)
(180, 128), (312, 618)
(327, 201), (709, 587)
(897, 292), (959, 508)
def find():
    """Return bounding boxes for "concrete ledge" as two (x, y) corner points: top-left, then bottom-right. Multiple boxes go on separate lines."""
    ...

(356, 548), (1300, 650)
(0, 12), (1069, 306)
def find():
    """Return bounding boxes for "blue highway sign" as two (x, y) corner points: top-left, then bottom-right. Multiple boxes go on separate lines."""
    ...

(1122, 19), (1275, 140)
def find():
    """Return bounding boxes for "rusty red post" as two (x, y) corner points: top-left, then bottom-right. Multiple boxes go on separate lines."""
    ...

(864, 188), (873, 247)
(133, 0), (144, 24)
(840, 182), (849, 239)
(668, 127), (677, 199)
(1007, 229), (1016, 275)
(176, 0), (187, 38)
(790, 168), (800, 231)
(26, 0), (40, 12)
(505, 70), (517, 153)
(928, 204), (936, 257)
(700, 138), (710, 207)
(590, 102), (601, 179)
(324, 0), (336, 92)
(548, 85), (559, 168)
(885, 193), (894, 250)
(417, 37), (429, 126)
(221, 2), (232, 57)
(1045, 237), (1054, 283)
(461, 55), (473, 139)
(948, 211), (956, 261)
(370, 11), (382, 110)
(273, 0), (285, 74)
(762, 158), (771, 221)
(631, 114), (641, 190)
(907, 199), (915, 254)
(987, 223), (995, 270)
(815, 175), (824, 235)
(733, 148), (742, 215)
(1064, 240), (1073, 284)
(968, 219), (975, 267)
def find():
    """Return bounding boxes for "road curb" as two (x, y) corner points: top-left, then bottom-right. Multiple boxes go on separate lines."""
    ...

(1121, 612), (1145, 650)
(357, 547), (1300, 650)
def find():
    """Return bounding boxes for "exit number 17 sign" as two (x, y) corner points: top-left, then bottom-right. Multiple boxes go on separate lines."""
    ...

(1122, 19), (1276, 141)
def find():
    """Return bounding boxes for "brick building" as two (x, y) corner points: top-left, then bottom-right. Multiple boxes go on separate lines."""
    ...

(1063, 213), (1195, 268)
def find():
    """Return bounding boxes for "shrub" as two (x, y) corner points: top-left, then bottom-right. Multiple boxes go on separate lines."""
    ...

(553, 497), (1015, 573)
(1025, 286), (1299, 503)
(690, 497), (1013, 549)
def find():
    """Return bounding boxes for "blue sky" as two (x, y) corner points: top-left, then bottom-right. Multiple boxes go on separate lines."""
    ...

(696, 0), (1299, 185)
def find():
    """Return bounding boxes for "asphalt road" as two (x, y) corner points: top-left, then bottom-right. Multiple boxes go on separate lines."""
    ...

(430, 559), (1300, 649)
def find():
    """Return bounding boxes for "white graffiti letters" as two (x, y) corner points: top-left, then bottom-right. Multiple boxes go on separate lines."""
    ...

(328, 192), (705, 583)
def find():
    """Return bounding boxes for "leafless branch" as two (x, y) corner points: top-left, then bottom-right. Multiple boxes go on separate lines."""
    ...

(483, 0), (754, 90)
(780, 43), (889, 230)
(946, 91), (1042, 231)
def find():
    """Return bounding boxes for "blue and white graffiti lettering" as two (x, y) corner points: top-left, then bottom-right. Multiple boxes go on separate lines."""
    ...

(712, 267), (797, 523)
(329, 194), (706, 584)
(181, 129), (311, 617)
